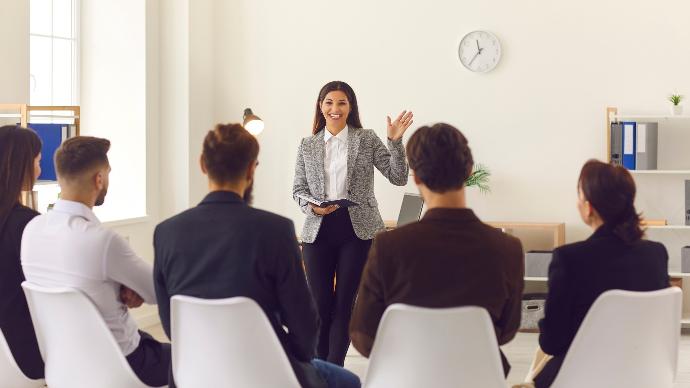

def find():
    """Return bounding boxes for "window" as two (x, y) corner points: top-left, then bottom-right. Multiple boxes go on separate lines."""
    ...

(30, 0), (79, 106)
(30, 0), (79, 214)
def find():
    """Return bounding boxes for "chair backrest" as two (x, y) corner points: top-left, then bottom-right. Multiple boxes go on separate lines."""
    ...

(0, 330), (45, 388)
(364, 304), (507, 388)
(171, 295), (300, 388)
(551, 287), (682, 388)
(21, 282), (151, 388)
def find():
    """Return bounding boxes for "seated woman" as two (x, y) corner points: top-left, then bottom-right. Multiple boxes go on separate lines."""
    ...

(0, 125), (44, 379)
(532, 159), (670, 387)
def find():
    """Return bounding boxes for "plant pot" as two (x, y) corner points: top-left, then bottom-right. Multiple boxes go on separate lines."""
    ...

(672, 105), (684, 116)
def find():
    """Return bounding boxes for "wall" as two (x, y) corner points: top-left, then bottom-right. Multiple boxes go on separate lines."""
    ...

(80, 0), (147, 222)
(0, 0), (29, 104)
(212, 0), (690, 242)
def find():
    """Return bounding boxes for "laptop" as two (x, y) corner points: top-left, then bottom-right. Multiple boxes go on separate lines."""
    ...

(395, 193), (425, 228)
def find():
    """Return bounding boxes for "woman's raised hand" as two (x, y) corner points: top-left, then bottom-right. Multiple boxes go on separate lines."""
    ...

(386, 110), (414, 141)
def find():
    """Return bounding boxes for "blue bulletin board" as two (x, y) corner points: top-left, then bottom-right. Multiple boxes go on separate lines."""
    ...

(27, 123), (67, 181)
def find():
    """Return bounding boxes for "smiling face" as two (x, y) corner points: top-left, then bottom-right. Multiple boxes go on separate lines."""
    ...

(320, 90), (351, 130)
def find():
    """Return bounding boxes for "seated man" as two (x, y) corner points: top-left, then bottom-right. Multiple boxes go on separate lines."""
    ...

(21, 136), (170, 387)
(350, 122), (524, 376)
(153, 123), (360, 388)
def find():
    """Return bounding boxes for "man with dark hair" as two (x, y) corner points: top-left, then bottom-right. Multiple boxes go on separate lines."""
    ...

(21, 136), (170, 387)
(153, 124), (360, 388)
(350, 123), (524, 376)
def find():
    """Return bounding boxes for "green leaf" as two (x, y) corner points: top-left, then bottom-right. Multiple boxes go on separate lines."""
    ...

(465, 163), (491, 193)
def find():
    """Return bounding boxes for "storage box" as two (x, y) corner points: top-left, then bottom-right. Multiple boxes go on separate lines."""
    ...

(525, 251), (553, 278)
(682, 246), (690, 273)
(520, 293), (547, 333)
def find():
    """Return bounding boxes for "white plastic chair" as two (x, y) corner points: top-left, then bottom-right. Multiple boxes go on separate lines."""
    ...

(21, 282), (163, 388)
(171, 295), (301, 388)
(363, 304), (507, 388)
(551, 287), (682, 388)
(0, 330), (45, 388)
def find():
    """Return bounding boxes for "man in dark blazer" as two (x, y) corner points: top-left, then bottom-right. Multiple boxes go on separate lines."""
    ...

(153, 124), (359, 388)
(350, 123), (524, 376)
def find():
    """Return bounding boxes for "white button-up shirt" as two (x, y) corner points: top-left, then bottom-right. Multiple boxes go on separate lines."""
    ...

(21, 199), (156, 356)
(323, 126), (349, 200)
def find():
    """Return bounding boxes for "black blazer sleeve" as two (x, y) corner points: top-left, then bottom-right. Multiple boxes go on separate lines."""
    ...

(273, 219), (319, 361)
(152, 225), (172, 339)
(538, 248), (575, 356)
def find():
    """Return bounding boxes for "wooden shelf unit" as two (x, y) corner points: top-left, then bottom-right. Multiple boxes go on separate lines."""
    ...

(1, 104), (81, 210)
(606, 106), (690, 327)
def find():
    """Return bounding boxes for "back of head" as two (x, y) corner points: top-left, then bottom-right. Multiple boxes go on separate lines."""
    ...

(0, 125), (42, 229)
(202, 123), (259, 185)
(578, 159), (643, 243)
(406, 123), (474, 193)
(55, 136), (111, 185)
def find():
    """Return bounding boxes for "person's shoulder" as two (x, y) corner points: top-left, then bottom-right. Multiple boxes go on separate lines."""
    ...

(477, 222), (523, 253)
(8, 204), (40, 226)
(374, 221), (426, 250)
(156, 206), (197, 232)
(246, 207), (295, 231)
(357, 128), (377, 139)
(551, 238), (594, 263)
(633, 238), (668, 258)
(301, 131), (322, 144)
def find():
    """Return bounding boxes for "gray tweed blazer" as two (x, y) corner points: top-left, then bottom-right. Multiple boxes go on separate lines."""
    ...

(293, 128), (409, 243)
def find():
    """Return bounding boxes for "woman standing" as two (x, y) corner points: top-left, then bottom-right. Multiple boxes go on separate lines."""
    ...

(0, 125), (44, 379)
(293, 81), (412, 365)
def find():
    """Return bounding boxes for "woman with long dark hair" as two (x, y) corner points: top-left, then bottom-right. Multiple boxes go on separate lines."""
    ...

(0, 125), (44, 379)
(293, 81), (412, 365)
(531, 159), (669, 387)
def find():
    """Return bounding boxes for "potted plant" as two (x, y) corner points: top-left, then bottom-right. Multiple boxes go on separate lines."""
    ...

(465, 164), (491, 193)
(669, 94), (684, 116)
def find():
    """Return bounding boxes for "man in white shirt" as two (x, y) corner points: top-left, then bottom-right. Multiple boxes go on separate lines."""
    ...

(21, 136), (170, 387)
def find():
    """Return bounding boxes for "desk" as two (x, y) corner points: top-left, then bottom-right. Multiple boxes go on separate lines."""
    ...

(486, 222), (565, 249)
(384, 220), (566, 249)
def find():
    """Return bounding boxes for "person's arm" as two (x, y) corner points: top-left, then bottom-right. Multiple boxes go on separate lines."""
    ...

(103, 232), (156, 305)
(538, 249), (575, 356)
(292, 138), (318, 216)
(371, 132), (409, 186)
(274, 220), (319, 361)
(495, 238), (525, 344)
(152, 226), (171, 338)
(349, 237), (387, 358)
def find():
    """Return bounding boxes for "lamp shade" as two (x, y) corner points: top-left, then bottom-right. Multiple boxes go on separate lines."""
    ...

(243, 108), (264, 135)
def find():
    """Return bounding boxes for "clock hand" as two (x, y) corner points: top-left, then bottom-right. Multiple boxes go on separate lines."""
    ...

(476, 39), (481, 52)
(468, 50), (480, 66)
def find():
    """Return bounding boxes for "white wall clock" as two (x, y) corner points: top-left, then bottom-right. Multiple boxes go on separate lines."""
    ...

(458, 30), (502, 73)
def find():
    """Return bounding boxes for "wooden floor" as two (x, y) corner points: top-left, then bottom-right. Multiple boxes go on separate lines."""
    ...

(146, 325), (690, 387)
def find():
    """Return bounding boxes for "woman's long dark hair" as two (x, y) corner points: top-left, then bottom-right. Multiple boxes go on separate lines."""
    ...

(578, 159), (643, 243)
(312, 81), (363, 135)
(0, 125), (42, 230)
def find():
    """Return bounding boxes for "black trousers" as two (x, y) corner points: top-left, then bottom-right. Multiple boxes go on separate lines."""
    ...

(125, 331), (171, 387)
(533, 355), (564, 388)
(302, 208), (372, 366)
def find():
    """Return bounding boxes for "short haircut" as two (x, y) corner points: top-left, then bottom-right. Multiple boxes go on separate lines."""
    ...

(202, 123), (259, 184)
(406, 123), (474, 193)
(55, 136), (111, 179)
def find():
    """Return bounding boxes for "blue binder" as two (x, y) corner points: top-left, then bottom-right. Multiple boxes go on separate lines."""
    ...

(28, 123), (66, 181)
(621, 121), (636, 170)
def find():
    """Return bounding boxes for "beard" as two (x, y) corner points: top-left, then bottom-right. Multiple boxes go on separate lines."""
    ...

(243, 181), (254, 205)
(95, 187), (108, 206)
